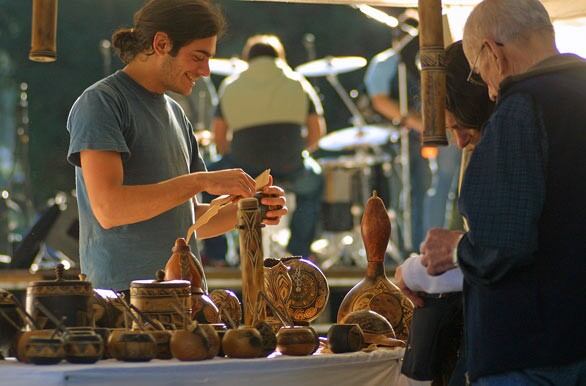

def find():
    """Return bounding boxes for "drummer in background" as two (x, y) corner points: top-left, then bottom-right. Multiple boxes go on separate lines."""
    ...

(395, 41), (494, 386)
(66, 0), (287, 291)
(364, 10), (458, 251)
(202, 34), (326, 264)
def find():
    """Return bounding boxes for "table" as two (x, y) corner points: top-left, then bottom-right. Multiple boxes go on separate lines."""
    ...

(0, 348), (404, 386)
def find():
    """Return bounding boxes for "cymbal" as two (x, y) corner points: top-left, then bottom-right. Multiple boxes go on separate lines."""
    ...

(210, 58), (248, 76)
(318, 126), (391, 151)
(295, 56), (367, 77)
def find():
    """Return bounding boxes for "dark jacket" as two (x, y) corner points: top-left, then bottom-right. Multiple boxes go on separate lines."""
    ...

(460, 54), (586, 380)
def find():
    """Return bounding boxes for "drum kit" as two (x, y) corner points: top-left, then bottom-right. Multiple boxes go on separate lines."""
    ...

(208, 54), (405, 269)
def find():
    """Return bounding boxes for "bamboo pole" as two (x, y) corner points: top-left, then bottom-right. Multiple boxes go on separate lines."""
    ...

(418, 0), (447, 146)
(30, 0), (58, 62)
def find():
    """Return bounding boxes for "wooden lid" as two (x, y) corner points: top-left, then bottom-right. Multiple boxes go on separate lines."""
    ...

(28, 264), (92, 289)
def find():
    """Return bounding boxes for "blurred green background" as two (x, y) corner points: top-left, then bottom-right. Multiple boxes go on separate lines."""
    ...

(0, 0), (397, 240)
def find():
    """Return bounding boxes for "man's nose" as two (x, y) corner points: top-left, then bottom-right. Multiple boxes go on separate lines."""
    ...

(199, 59), (211, 77)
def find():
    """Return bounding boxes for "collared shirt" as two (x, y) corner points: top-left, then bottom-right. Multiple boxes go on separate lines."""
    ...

(457, 92), (546, 285)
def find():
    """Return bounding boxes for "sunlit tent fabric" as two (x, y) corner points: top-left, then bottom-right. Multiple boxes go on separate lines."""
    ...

(248, 0), (586, 57)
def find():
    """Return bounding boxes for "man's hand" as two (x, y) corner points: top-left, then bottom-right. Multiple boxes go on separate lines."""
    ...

(258, 176), (288, 226)
(420, 228), (464, 276)
(197, 169), (256, 198)
(394, 266), (424, 308)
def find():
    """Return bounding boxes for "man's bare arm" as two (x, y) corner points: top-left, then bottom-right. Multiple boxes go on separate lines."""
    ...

(80, 150), (255, 229)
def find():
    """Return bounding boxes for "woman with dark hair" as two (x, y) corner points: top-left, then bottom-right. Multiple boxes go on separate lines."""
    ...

(66, 0), (287, 292)
(395, 40), (494, 386)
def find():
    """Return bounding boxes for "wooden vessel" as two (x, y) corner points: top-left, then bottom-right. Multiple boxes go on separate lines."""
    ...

(0, 289), (24, 358)
(327, 324), (364, 353)
(25, 336), (65, 365)
(26, 264), (93, 329)
(170, 322), (211, 361)
(222, 326), (264, 359)
(130, 270), (191, 329)
(63, 331), (103, 364)
(164, 238), (219, 323)
(107, 330), (156, 362)
(276, 326), (319, 356)
(337, 192), (413, 341)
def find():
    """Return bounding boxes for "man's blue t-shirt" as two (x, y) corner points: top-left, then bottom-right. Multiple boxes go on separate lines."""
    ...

(67, 71), (206, 290)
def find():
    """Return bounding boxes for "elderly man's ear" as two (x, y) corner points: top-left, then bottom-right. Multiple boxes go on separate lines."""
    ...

(485, 39), (508, 77)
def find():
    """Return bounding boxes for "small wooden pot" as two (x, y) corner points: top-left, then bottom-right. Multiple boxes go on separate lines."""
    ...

(254, 321), (277, 357)
(327, 324), (364, 353)
(25, 336), (65, 365)
(148, 330), (172, 360)
(276, 326), (319, 356)
(17, 330), (53, 363)
(108, 330), (156, 362)
(222, 327), (263, 359)
(170, 323), (210, 361)
(64, 332), (103, 364)
(198, 324), (221, 359)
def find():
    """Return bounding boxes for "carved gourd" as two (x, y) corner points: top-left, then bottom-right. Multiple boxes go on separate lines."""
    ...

(337, 192), (413, 341)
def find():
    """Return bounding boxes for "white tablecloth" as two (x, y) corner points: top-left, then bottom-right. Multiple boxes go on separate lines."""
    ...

(0, 349), (404, 386)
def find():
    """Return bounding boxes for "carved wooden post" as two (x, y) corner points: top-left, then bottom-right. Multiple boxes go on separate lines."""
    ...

(237, 198), (265, 325)
(418, 0), (447, 146)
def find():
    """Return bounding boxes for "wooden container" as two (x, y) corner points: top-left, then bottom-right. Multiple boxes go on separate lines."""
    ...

(148, 330), (172, 360)
(130, 270), (191, 329)
(107, 330), (156, 362)
(170, 323), (211, 361)
(337, 193), (413, 341)
(25, 336), (65, 365)
(222, 326), (263, 359)
(237, 198), (265, 326)
(198, 324), (221, 359)
(340, 310), (404, 348)
(63, 332), (103, 364)
(0, 289), (24, 358)
(17, 330), (53, 363)
(254, 320), (277, 357)
(26, 264), (93, 329)
(164, 238), (219, 323)
(327, 324), (364, 353)
(276, 326), (319, 356)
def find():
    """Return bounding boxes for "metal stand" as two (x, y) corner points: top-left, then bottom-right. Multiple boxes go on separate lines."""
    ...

(398, 62), (413, 252)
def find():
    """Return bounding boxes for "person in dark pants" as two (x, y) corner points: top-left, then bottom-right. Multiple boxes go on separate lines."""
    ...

(202, 35), (325, 264)
(395, 40), (493, 386)
(422, 0), (586, 383)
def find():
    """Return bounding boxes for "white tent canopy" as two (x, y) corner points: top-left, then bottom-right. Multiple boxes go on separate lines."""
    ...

(249, 0), (586, 56)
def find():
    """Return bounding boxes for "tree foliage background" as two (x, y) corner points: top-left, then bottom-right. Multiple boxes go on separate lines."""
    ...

(0, 0), (395, 214)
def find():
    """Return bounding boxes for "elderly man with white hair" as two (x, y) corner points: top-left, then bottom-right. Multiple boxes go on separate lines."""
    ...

(419, 0), (586, 384)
